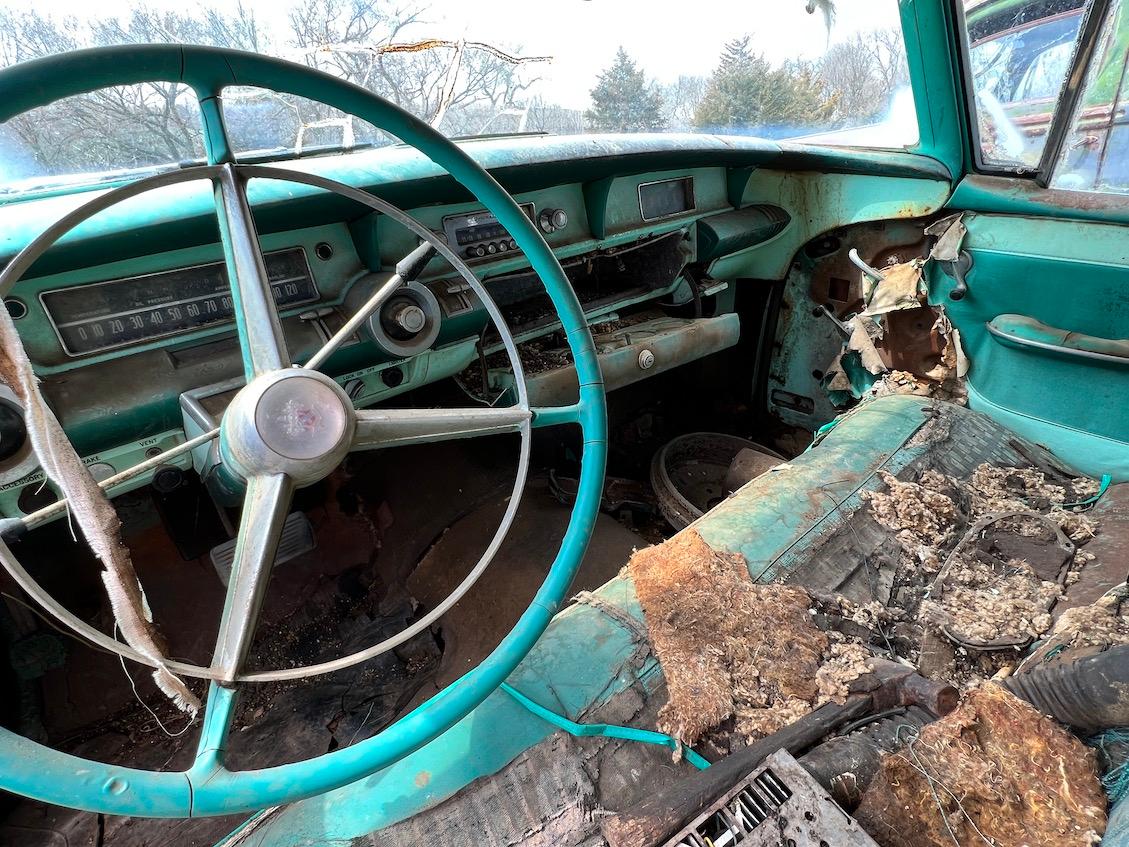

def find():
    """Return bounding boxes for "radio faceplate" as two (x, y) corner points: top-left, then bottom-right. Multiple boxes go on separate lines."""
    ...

(442, 203), (535, 261)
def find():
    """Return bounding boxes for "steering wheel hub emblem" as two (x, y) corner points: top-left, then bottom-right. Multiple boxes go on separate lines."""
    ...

(222, 368), (355, 485)
(255, 373), (350, 460)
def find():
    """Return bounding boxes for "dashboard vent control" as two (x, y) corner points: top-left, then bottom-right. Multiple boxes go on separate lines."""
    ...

(4, 298), (27, 320)
(0, 400), (27, 464)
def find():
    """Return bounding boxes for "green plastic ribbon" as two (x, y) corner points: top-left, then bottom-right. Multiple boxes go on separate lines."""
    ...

(1063, 473), (1113, 509)
(500, 683), (710, 770)
(805, 416), (842, 453)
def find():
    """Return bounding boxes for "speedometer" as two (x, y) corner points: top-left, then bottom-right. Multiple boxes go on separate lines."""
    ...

(41, 248), (318, 357)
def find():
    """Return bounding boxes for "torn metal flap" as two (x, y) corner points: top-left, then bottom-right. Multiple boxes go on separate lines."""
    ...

(862, 259), (925, 317)
(924, 213), (967, 263)
(848, 316), (887, 375)
(925, 311), (969, 382)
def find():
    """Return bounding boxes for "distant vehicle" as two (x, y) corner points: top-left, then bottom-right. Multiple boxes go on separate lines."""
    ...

(967, 0), (1129, 189)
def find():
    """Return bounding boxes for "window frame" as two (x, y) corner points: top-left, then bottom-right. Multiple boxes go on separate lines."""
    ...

(953, 0), (1114, 183)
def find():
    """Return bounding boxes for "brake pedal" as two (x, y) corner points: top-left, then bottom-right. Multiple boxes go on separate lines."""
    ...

(209, 511), (316, 586)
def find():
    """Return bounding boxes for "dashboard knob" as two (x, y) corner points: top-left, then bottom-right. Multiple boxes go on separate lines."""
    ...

(539, 208), (569, 234)
(87, 462), (116, 482)
(343, 378), (366, 401)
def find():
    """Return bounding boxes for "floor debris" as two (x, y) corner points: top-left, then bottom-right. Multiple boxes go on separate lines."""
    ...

(854, 683), (1107, 847)
(1034, 585), (1129, 657)
(921, 553), (1059, 645)
(850, 461), (1104, 689)
(863, 470), (961, 548)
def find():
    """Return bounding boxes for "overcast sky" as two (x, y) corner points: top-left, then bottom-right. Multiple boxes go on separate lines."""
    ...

(0, 0), (904, 109)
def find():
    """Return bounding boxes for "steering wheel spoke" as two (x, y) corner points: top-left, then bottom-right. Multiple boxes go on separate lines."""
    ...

(210, 473), (295, 684)
(193, 682), (240, 770)
(213, 165), (291, 379)
(352, 406), (531, 450)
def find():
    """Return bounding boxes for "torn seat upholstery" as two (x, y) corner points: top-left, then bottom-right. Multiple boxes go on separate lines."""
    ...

(242, 395), (1085, 844)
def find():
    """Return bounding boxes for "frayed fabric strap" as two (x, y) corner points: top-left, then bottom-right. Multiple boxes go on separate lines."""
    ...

(0, 306), (199, 714)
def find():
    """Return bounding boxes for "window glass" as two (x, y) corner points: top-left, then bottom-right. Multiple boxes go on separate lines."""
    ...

(221, 89), (390, 159)
(0, 83), (204, 198)
(1050, 0), (1129, 193)
(962, 0), (1088, 168)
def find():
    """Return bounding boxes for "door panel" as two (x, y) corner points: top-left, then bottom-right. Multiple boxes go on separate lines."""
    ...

(936, 210), (1129, 479)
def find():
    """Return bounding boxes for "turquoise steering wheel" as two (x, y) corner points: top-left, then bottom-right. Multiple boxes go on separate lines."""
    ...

(0, 45), (607, 817)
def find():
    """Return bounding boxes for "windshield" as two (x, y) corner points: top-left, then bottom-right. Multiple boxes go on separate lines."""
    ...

(0, 0), (916, 197)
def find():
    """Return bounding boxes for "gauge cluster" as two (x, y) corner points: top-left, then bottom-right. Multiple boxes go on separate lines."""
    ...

(40, 247), (318, 357)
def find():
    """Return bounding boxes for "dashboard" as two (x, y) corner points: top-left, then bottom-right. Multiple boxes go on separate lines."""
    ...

(0, 133), (951, 521)
(0, 162), (756, 518)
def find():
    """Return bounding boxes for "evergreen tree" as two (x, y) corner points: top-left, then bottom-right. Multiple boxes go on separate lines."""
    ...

(694, 36), (835, 133)
(585, 47), (666, 132)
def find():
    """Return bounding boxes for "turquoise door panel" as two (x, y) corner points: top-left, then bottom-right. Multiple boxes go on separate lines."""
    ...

(936, 211), (1129, 480)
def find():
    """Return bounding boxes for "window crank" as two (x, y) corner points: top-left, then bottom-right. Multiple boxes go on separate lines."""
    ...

(848, 248), (886, 282)
(817, 303), (854, 337)
(938, 250), (972, 301)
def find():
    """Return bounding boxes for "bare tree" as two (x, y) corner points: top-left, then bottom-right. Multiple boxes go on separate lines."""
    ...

(871, 27), (909, 93)
(0, 4), (264, 176)
(285, 1), (546, 135)
(662, 75), (708, 131)
(0, 0), (552, 178)
(818, 29), (908, 126)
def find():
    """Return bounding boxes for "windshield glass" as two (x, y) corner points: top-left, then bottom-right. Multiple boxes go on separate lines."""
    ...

(0, 0), (916, 196)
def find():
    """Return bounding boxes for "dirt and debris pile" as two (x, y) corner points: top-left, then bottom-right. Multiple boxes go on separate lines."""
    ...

(921, 555), (1059, 644)
(1038, 585), (1129, 657)
(967, 464), (1098, 541)
(857, 462), (1103, 685)
(628, 530), (870, 748)
(864, 469), (961, 549)
(854, 683), (1106, 847)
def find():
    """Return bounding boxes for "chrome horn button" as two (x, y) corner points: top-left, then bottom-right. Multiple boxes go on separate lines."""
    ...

(220, 369), (355, 486)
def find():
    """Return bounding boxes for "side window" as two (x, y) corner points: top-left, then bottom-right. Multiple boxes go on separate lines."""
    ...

(963, 1), (1088, 168)
(1050, 0), (1129, 193)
